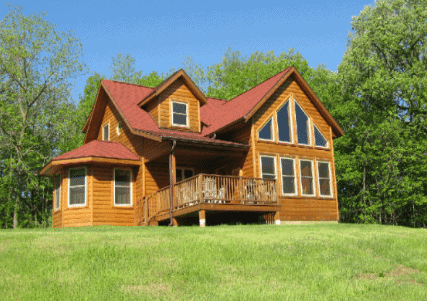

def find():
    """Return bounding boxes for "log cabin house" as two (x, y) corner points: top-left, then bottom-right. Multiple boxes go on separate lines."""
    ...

(40, 66), (344, 227)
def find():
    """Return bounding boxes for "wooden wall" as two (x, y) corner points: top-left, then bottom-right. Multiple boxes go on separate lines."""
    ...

(157, 78), (201, 133)
(251, 75), (339, 221)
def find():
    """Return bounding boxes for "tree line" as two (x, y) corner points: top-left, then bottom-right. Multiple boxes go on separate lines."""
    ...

(0, 0), (426, 228)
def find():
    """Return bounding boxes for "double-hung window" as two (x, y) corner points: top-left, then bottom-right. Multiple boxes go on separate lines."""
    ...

(317, 161), (332, 197)
(280, 158), (297, 195)
(103, 123), (109, 141)
(54, 173), (61, 210)
(300, 159), (315, 196)
(69, 167), (86, 207)
(260, 156), (276, 179)
(114, 169), (132, 206)
(171, 101), (188, 127)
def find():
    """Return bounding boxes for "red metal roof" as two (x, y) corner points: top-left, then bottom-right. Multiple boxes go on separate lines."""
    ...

(53, 140), (140, 161)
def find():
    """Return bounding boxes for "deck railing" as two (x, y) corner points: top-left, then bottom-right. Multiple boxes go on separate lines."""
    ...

(138, 174), (278, 225)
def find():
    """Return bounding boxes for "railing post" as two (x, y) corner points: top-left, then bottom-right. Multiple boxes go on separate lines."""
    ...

(198, 174), (203, 203)
(144, 197), (148, 226)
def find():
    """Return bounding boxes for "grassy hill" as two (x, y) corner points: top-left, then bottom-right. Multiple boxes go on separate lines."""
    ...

(1, 223), (426, 300)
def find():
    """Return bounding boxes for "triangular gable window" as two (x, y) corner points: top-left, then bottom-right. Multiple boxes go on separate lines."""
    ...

(277, 100), (292, 143)
(295, 101), (310, 145)
(314, 125), (328, 148)
(258, 118), (273, 141)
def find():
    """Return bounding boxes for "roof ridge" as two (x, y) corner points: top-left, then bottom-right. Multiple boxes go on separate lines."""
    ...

(102, 79), (154, 89)
(226, 67), (290, 102)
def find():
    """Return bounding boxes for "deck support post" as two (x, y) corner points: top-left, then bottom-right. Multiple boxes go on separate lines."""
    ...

(275, 211), (281, 225)
(173, 217), (179, 227)
(169, 140), (177, 226)
(199, 210), (206, 227)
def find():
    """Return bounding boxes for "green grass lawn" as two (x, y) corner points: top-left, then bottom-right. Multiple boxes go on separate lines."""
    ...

(1, 223), (426, 300)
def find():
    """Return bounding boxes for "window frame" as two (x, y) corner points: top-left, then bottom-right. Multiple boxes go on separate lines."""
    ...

(68, 167), (87, 208)
(171, 101), (189, 128)
(276, 99), (294, 144)
(103, 123), (110, 141)
(258, 117), (275, 142)
(54, 173), (61, 211)
(260, 155), (277, 180)
(313, 124), (329, 148)
(280, 157), (297, 196)
(294, 100), (311, 146)
(176, 167), (195, 183)
(113, 168), (133, 207)
(317, 161), (333, 197)
(299, 159), (315, 197)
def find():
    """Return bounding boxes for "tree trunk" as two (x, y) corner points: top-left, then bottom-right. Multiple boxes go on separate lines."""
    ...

(13, 195), (19, 229)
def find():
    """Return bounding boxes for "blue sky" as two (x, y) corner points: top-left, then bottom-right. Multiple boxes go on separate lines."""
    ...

(4, 0), (375, 103)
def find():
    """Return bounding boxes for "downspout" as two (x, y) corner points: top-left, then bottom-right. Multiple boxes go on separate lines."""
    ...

(169, 140), (177, 226)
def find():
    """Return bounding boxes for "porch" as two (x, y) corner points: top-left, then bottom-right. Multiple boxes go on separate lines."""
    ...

(136, 174), (280, 226)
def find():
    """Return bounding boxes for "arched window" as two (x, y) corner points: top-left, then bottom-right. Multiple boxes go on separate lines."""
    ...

(277, 101), (292, 143)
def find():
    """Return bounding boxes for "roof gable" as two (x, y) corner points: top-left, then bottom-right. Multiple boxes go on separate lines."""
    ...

(137, 69), (207, 107)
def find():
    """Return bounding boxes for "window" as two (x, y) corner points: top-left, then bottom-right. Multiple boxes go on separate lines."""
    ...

(117, 121), (122, 135)
(176, 168), (194, 182)
(69, 167), (86, 207)
(258, 118), (274, 141)
(318, 162), (332, 197)
(314, 125), (328, 148)
(295, 101), (310, 145)
(277, 100), (292, 143)
(280, 158), (296, 195)
(103, 123), (109, 141)
(54, 173), (61, 210)
(171, 101), (188, 127)
(260, 156), (276, 179)
(114, 169), (132, 206)
(300, 160), (314, 196)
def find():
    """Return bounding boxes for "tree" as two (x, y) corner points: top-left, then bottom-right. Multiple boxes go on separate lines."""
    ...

(335, 0), (427, 227)
(0, 4), (86, 228)
(110, 53), (142, 84)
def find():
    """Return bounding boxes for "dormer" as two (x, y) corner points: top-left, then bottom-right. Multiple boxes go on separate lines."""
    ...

(138, 69), (207, 133)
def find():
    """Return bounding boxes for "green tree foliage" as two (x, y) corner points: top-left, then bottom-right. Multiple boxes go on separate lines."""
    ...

(334, 0), (427, 227)
(0, 5), (86, 228)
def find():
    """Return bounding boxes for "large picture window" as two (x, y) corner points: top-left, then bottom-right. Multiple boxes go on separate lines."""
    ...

(258, 118), (273, 141)
(318, 161), (332, 197)
(260, 155), (276, 179)
(171, 101), (188, 127)
(69, 167), (86, 207)
(314, 125), (328, 148)
(300, 159), (314, 196)
(295, 101), (310, 145)
(280, 158), (296, 195)
(114, 169), (132, 206)
(54, 173), (61, 210)
(277, 100), (292, 143)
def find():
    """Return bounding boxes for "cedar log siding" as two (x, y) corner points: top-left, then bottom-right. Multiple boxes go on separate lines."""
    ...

(52, 170), (63, 227)
(157, 78), (201, 132)
(252, 76), (339, 221)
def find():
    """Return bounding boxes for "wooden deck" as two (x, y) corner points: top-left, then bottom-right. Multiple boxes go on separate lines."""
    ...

(136, 174), (280, 226)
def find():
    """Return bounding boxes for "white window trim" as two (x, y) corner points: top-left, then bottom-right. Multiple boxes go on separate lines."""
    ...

(299, 159), (315, 197)
(317, 161), (333, 197)
(114, 168), (133, 207)
(68, 167), (87, 208)
(313, 124), (329, 149)
(176, 167), (195, 182)
(294, 100), (311, 146)
(54, 173), (61, 211)
(280, 157), (297, 196)
(171, 101), (189, 127)
(103, 123), (110, 141)
(277, 99), (294, 144)
(260, 155), (277, 179)
(258, 117), (275, 142)
(116, 121), (122, 136)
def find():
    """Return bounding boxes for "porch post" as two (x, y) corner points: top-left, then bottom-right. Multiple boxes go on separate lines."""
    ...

(199, 210), (206, 227)
(169, 140), (177, 226)
(275, 211), (281, 225)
